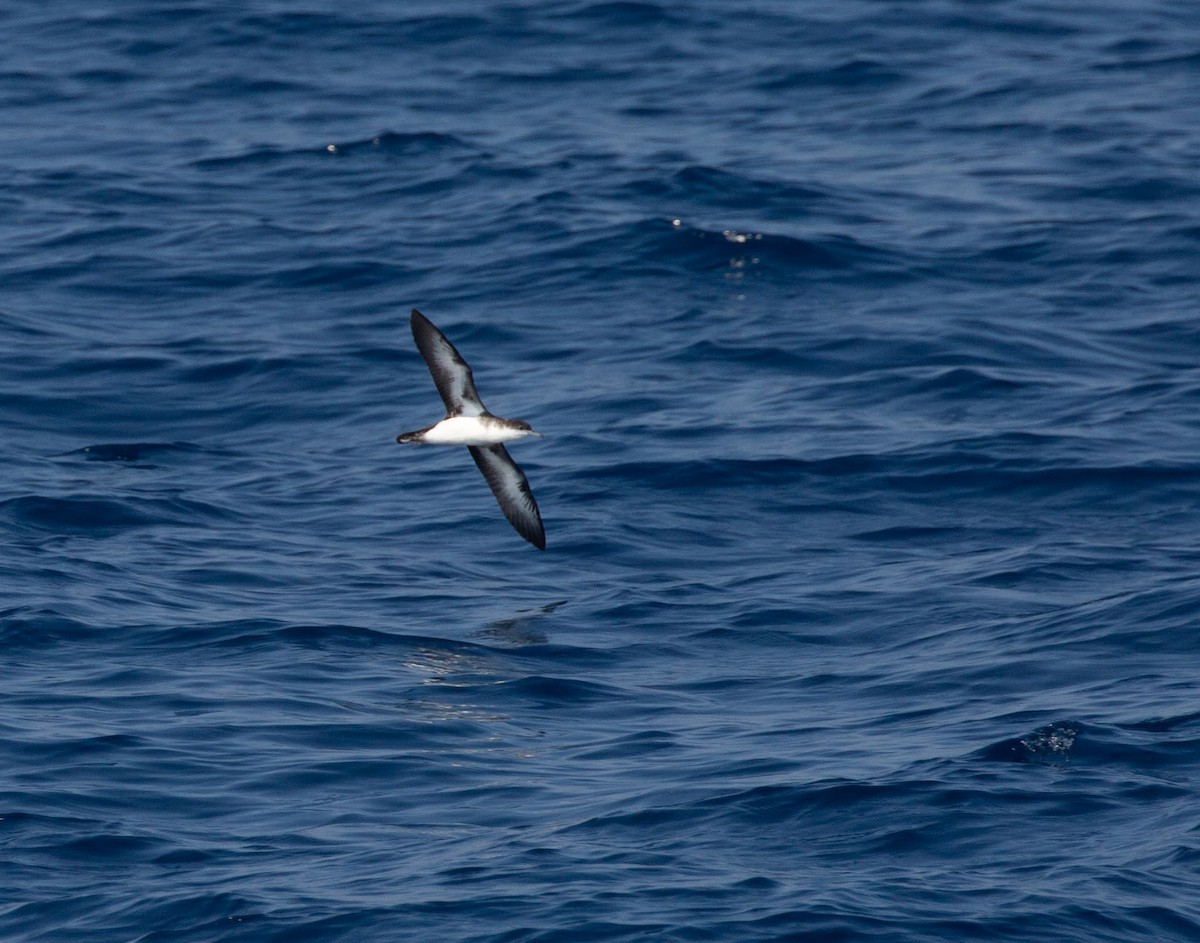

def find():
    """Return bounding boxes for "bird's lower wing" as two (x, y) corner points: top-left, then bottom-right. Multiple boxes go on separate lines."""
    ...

(468, 445), (545, 550)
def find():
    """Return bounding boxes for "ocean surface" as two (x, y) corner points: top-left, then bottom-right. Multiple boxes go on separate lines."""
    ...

(3, 2), (1200, 941)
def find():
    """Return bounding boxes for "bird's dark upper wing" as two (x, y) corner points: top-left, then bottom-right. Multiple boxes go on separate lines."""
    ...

(468, 445), (545, 550)
(410, 308), (487, 417)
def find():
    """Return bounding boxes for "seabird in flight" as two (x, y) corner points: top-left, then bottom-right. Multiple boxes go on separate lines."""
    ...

(397, 309), (546, 550)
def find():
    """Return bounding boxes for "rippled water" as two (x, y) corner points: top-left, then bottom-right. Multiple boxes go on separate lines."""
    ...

(3, 2), (1200, 941)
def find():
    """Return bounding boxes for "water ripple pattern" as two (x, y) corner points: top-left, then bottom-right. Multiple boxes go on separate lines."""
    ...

(2, 2), (1199, 941)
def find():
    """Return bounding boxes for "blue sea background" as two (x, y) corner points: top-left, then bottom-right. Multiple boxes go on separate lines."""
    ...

(3, 2), (1200, 940)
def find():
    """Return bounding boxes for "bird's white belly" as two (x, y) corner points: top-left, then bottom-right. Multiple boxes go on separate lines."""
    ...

(421, 416), (523, 446)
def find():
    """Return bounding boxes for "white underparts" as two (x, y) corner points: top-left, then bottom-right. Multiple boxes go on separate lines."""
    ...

(418, 415), (538, 446)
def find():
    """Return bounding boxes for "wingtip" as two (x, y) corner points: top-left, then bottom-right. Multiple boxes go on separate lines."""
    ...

(410, 308), (433, 345)
(515, 519), (546, 550)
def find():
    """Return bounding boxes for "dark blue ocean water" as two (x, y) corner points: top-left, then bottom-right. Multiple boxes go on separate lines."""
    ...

(3, 2), (1200, 940)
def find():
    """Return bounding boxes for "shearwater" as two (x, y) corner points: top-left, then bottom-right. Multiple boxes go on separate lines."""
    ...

(396, 309), (546, 550)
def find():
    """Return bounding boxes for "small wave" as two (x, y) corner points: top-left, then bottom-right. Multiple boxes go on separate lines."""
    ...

(319, 130), (480, 159)
(981, 717), (1200, 779)
(189, 75), (312, 97)
(1123, 711), (1200, 734)
(1, 495), (157, 531)
(850, 525), (961, 542)
(264, 258), (411, 290)
(579, 456), (873, 488)
(174, 354), (304, 383)
(671, 220), (911, 280)
(907, 366), (1028, 397)
(497, 675), (623, 706)
(617, 165), (834, 213)
(663, 221), (851, 272)
(570, 730), (677, 761)
(155, 619), (445, 653)
(0, 493), (230, 533)
(979, 721), (1080, 764)
(68, 442), (201, 463)
(1096, 47), (1200, 73)
(566, 2), (676, 27)
(0, 608), (97, 650)
(756, 58), (905, 91)
(192, 130), (476, 169)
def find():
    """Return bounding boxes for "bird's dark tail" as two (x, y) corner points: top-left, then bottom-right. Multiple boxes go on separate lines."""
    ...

(396, 425), (434, 444)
